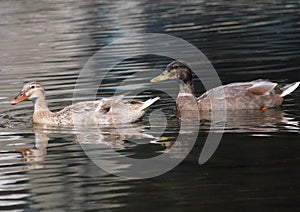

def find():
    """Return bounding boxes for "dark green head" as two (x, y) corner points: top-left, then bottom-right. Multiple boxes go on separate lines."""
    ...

(151, 61), (193, 84)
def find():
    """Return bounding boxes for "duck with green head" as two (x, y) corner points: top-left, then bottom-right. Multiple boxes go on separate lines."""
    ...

(151, 61), (300, 118)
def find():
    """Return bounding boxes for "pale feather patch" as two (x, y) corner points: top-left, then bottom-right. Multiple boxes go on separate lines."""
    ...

(139, 97), (160, 111)
(247, 81), (277, 95)
(280, 82), (300, 97)
(95, 101), (104, 112)
(178, 93), (194, 97)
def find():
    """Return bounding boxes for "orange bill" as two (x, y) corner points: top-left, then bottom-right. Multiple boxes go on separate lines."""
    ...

(11, 92), (28, 105)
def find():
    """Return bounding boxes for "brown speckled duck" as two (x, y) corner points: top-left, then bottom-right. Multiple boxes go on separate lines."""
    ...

(151, 61), (299, 118)
(11, 81), (159, 126)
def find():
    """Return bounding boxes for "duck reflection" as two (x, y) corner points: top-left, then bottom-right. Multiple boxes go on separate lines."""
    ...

(14, 109), (299, 170)
(154, 109), (299, 154)
(199, 109), (298, 133)
(14, 123), (159, 169)
(14, 132), (49, 169)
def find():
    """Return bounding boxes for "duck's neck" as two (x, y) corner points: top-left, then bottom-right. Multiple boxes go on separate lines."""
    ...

(32, 96), (51, 114)
(178, 79), (195, 96)
(176, 80), (200, 119)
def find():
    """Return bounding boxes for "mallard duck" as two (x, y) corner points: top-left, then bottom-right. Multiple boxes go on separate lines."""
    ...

(151, 61), (299, 118)
(11, 81), (159, 125)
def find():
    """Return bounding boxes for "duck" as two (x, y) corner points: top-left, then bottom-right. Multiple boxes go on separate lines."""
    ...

(11, 81), (159, 126)
(151, 61), (300, 118)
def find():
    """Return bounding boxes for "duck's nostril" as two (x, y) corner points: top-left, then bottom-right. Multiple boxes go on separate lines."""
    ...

(10, 92), (28, 105)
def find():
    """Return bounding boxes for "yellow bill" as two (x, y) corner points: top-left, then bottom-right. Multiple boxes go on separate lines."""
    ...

(150, 70), (170, 82)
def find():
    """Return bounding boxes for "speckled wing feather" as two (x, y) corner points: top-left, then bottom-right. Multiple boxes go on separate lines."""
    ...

(196, 80), (284, 110)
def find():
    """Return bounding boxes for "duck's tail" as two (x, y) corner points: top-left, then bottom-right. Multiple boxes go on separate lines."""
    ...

(140, 97), (160, 111)
(280, 82), (300, 97)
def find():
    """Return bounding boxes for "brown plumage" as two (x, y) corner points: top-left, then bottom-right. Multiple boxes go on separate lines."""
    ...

(11, 81), (159, 126)
(151, 61), (300, 118)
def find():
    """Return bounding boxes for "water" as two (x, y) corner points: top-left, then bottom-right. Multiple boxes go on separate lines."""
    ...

(1, 0), (300, 211)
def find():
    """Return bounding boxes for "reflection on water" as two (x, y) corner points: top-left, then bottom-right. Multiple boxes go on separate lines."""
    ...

(13, 123), (159, 169)
(0, 0), (300, 211)
(6, 108), (300, 175)
(199, 109), (299, 133)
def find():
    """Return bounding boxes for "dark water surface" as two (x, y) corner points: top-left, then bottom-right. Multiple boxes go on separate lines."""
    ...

(1, 0), (300, 211)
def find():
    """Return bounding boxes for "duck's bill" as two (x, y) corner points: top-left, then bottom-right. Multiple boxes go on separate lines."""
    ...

(11, 92), (28, 105)
(150, 71), (170, 82)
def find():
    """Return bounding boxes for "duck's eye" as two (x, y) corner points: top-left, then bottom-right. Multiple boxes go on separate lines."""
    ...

(173, 65), (179, 69)
(31, 85), (35, 89)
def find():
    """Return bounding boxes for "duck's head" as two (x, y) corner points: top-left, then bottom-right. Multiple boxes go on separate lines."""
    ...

(11, 81), (45, 105)
(151, 61), (193, 84)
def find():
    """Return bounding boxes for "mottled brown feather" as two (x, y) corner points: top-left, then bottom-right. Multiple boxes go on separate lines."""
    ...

(12, 82), (160, 126)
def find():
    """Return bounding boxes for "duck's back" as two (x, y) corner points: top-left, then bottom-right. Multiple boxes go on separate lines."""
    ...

(43, 96), (159, 126)
(56, 98), (139, 125)
(197, 80), (285, 110)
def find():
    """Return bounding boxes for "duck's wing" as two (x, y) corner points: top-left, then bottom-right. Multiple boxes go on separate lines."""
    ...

(196, 80), (299, 110)
(105, 96), (160, 124)
(52, 96), (124, 125)
(279, 82), (300, 97)
(196, 80), (278, 109)
(198, 80), (278, 100)
(65, 95), (159, 114)
(70, 95), (125, 113)
(94, 95), (125, 113)
(225, 80), (299, 97)
(246, 81), (277, 95)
